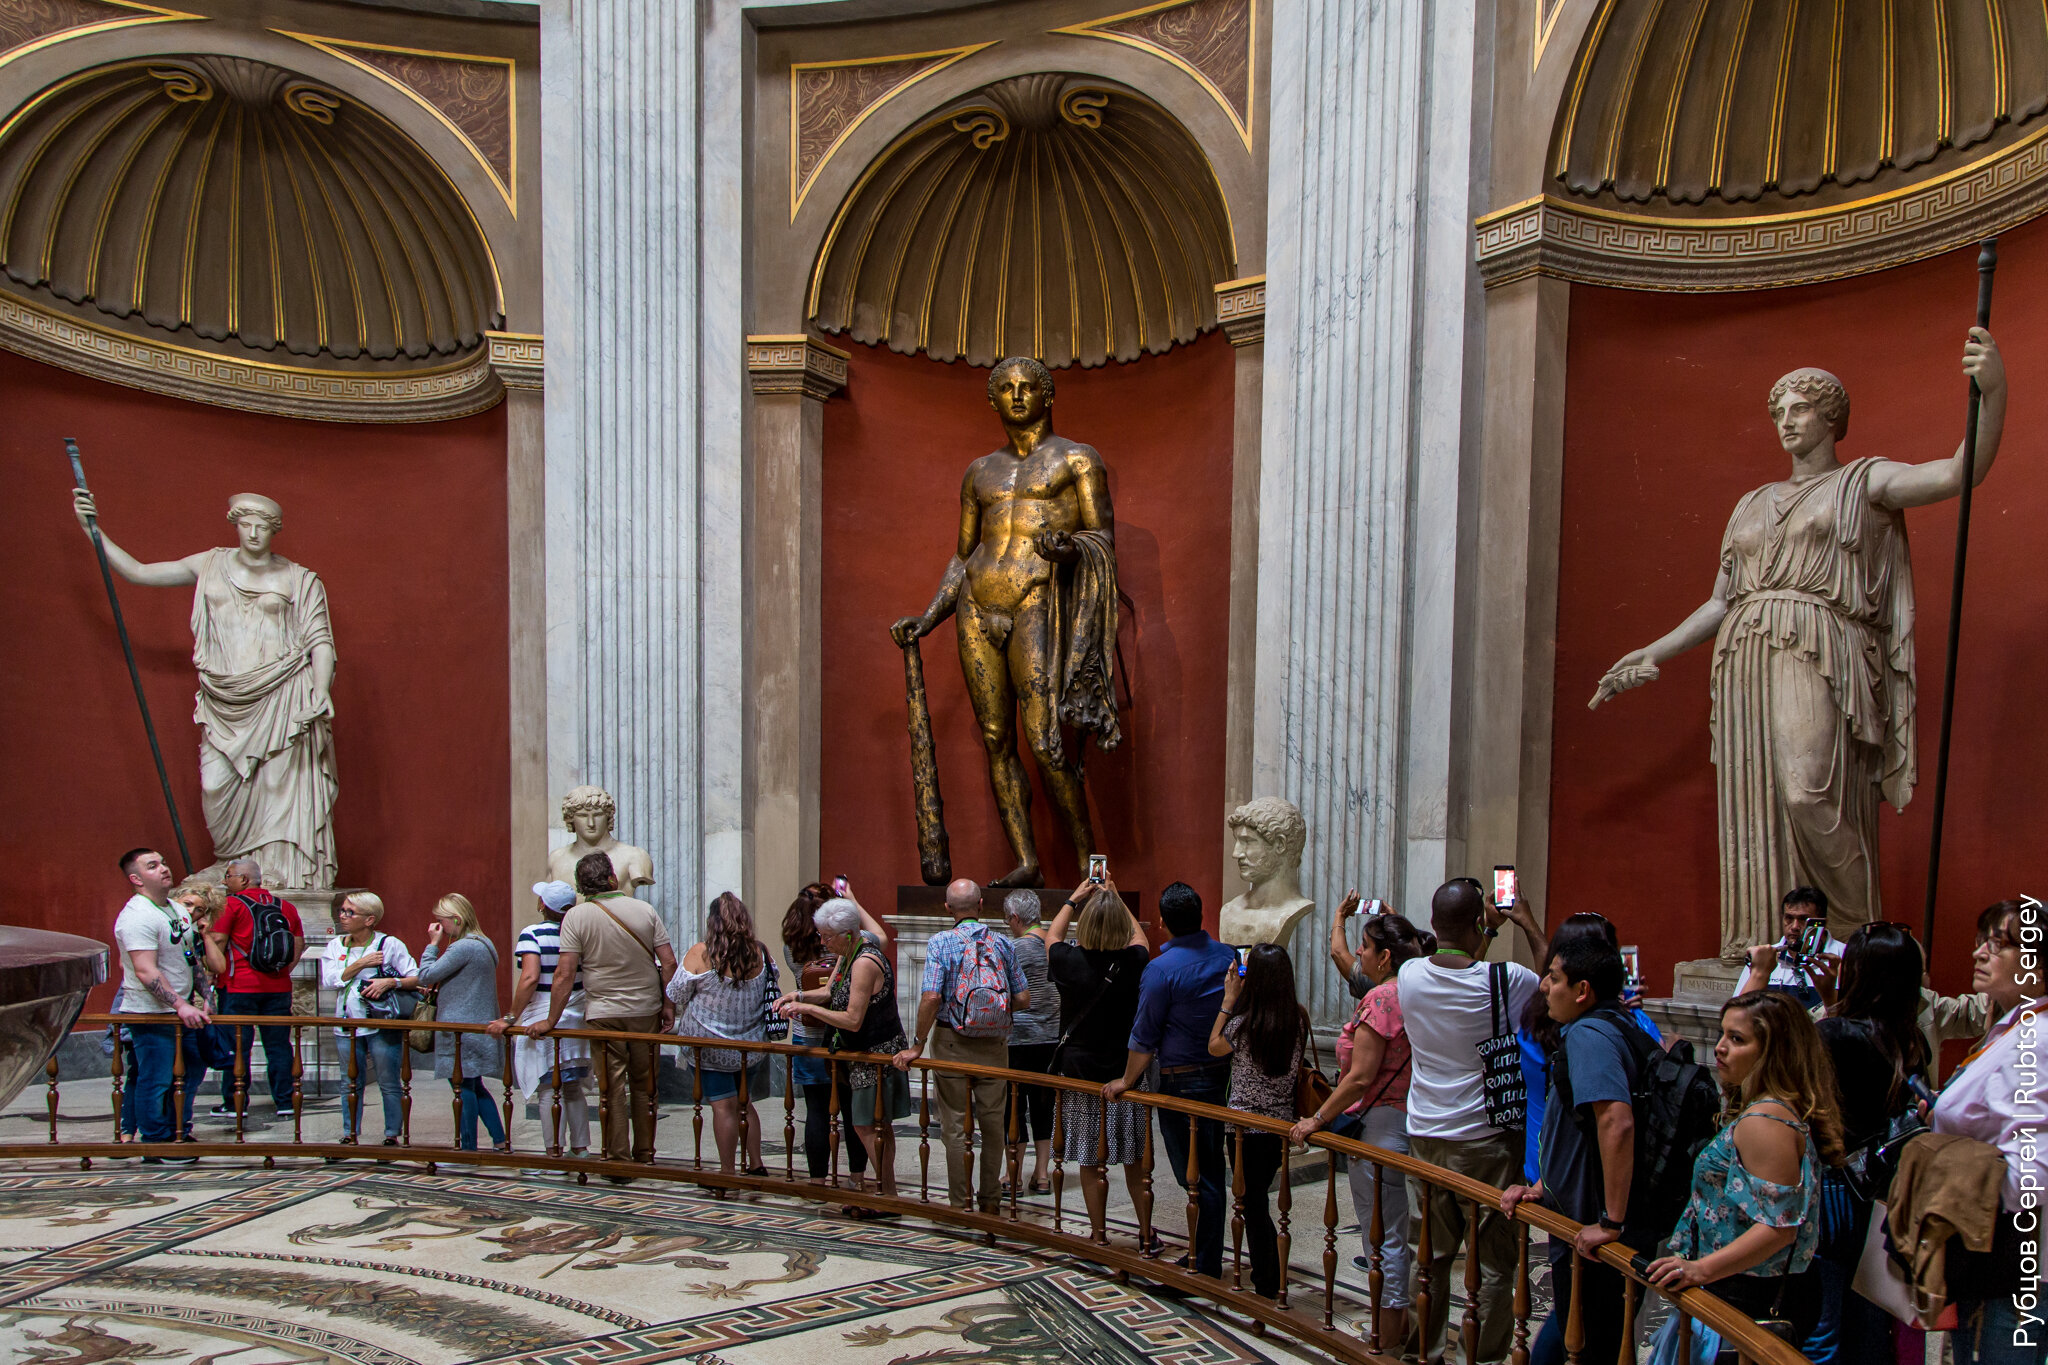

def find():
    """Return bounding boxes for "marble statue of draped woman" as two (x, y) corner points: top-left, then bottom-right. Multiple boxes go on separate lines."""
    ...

(1592, 333), (2008, 957)
(191, 544), (338, 888)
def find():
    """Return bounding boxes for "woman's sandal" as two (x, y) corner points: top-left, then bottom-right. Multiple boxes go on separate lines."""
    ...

(1029, 1178), (1052, 1196)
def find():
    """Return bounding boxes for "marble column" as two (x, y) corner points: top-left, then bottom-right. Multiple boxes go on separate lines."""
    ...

(1216, 276), (1266, 902)
(489, 331), (548, 938)
(540, 0), (739, 946)
(746, 335), (848, 965)
(1256, 0), (1483, 1020)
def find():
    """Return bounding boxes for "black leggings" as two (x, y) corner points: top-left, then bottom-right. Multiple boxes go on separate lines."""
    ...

(1237, 1132), (1284, 1298)
(801, 1081), (869, 1180)
(1006, 1042), (1058, 1142)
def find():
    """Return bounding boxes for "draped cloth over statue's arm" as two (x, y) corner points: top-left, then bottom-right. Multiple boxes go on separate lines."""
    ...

(1052, 528), (1121, 752)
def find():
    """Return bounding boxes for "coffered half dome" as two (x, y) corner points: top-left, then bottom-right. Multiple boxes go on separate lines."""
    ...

(0, 55), (503, 366)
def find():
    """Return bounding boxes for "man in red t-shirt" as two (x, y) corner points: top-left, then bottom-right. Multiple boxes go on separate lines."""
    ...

(203, 858), (306, 1117)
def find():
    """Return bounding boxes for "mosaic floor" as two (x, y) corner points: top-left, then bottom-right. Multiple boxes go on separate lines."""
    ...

(0, 1166), (1325, 1365)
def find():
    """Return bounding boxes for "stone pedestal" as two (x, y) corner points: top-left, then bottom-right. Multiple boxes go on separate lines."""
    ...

(883, 911), (952, 1042)
(1642, 957), (1746, 1075)
(1672, 957), (1744, 1003)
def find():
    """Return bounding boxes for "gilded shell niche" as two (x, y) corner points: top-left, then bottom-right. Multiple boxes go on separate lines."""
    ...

(0, 55), (502, 366)
(808, 74), (1236, 370)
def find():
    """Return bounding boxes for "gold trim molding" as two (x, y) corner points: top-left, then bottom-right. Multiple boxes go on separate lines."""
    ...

(746, 333), (848, 401)
(1477, 123), (2048, 292)
(0, 288), (503, 421)
(1052, 0), (1258, 151)
(0, 0), (203, 74)
(788, 43), (993, 222)
(1532, 0), (1569, 71)
(273, 29), (518, 216)
(1214, 274), (1265, 346)
(486, 330), (542, 391)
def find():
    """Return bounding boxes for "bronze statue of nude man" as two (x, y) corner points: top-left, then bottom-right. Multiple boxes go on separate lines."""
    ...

(891, 357), (1124, 888)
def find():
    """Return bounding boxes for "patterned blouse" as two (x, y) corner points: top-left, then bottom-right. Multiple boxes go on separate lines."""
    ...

(1224, 1015), (1304, 1125)
(1670, 1104), (1820, 1276)
(829, 932), (906, 1088)
(666, 948), (775, 1073)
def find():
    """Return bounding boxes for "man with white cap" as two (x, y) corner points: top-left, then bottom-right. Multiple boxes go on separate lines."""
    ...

(489, 882), (591, 1159)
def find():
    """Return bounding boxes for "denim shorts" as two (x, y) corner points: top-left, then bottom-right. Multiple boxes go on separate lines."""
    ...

(694, 1056), (772, 1102)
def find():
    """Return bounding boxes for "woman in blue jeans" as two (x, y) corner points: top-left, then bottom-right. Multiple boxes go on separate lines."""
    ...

(319, 891), (417, 1144)
(395, 893), (507, 1151)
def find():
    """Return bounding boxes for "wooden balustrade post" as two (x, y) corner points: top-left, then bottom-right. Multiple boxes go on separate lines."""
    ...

(1094, 1095), (1109, 1245)
(1137, 1100), (1155, 1257)
(451, 1029), (466, 1151)
(1230, 1126), (1246, 1291)
(1511, 1219), (1531, 1365)
(1320, 1151), (1337, 1331)
(1618, 1275), (1637, 1365)
(290, 1020), (304, 1145)
(827, 1061), (842, 1186)
(109, 1031), (124, 1144)
(1050, 1090), (1066, 1235)
(344, 1025), (360, 1143)
(1563, 1249), (1585, 1365)
(964, 1067), (978, 1211)
(501, 1031), (516, 1148)
(691, 1045), (705, 1167)
(1415, 1183), (1434, 1357)
(783, 1053), (796, 1181)
(1369, 1159), (1387, 1350)
(1676, 1305), (1693, 1365)
(46, 1054), (60, 1145)
(1275, 1139), (1293, 1307)
(171, 1015), (185, 1153)
(1183, 1113), (1200, 1273)
(233, 1018), (248, 1141)
(1461, 1199), (1482, 1364)
(645, 1036), (661, 1164)
(1006, 1079), (1021, 1220)
(918, 1065), (933, 1202)
(549, 1036), (565, 1158)
(738, 1046), (753, 1173)
(400, 1033), (414, 1145)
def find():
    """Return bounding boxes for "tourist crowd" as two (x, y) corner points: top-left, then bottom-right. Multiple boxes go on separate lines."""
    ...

(105, 840), (2041, 1365)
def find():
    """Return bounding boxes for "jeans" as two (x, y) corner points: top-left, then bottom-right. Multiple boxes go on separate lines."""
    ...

(1408, 1129), (1522, 1365)
(1347, 1105), (1414, 1309)
(801, 1081), (869, 1180)
(129, 1023), (206, 1143)
(454, 1076), (506, 1151)
(1533, 1241), (1628, 1365)
(1235, 1131), (1285, 1298)
(342, 1030), (405, 1139)
(218, 990), (296, 1109)
(1157, 1063), (1230, 1277)
(1954, 1294), (2046, 1365)
(930, 1029), (1008, 1210)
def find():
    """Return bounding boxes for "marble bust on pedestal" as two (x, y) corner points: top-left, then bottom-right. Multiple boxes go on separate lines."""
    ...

(1218, 797), (1315, 947)
(547, 786), (654, 899)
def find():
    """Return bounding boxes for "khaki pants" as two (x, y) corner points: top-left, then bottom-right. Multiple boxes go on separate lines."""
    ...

(930, 1028), (1009, 1211)
(1407, 1130), (1521, 1365)
(589, 1015), (658, 1162)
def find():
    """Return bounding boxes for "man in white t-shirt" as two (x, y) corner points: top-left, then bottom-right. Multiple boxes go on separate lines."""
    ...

(1397, 878), (1546, 1365)
(111, 847), (211, 1157)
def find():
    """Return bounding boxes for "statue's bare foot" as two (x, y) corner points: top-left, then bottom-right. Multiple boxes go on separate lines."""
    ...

(989, 864), (1044, 889)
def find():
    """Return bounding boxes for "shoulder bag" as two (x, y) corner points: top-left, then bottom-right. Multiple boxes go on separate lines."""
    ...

(1476, 961), (1528, 1132)
(594, 900), (660, 964)
(361, 934), (420, 1021)
(407, 989), (439, 1053)
(1047, 954), (1126, 1079)
(1294, 1008), (1334, 1118)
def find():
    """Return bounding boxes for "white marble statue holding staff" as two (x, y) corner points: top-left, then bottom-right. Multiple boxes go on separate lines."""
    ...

(1590, 329), (2007, 958)
(72, 489), (339, 889)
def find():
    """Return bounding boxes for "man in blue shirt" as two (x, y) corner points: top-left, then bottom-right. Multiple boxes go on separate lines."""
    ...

(897, 878), (1029, 1213)
(1500, 938), (1640, 1365)
(1104, 881), (1234, 1275)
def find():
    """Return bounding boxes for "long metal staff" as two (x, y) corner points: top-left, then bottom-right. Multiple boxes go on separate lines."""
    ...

(67, 437), (195, 875)
(1921, 240), (1999, 951)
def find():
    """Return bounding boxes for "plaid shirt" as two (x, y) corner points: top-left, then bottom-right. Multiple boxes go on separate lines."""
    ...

(920, 919), (1027, 1030)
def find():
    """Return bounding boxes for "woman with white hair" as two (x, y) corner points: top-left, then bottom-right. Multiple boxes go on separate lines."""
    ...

(775, 889), (906, 1216)
(1003, 889), (1059, 1196)
(319, 890), (415, 1145)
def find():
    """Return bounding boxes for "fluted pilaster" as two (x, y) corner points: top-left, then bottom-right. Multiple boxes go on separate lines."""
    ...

(541, 0), (720, 943)
(1257, 0), (1479, 1020)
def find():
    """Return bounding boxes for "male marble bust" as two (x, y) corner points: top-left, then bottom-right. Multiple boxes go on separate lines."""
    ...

(1217, 797), (1315, 947)
(546, 785), (654, 899)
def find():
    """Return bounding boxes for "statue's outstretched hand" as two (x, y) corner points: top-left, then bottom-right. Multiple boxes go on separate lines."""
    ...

(72, 489), (99, 531)
(1037, 529), (1078, 563)
(1589, 652), (1659, 709)
(890, 616), (928, 647)
(1963, 326), (2005, 396)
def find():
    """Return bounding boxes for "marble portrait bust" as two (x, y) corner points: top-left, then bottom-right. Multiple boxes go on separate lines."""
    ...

(1217, 796), (1314, 947)
(546, 785), (654, 899)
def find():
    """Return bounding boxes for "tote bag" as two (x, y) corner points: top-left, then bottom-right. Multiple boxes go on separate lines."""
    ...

(1475, 962), (1526, 1132)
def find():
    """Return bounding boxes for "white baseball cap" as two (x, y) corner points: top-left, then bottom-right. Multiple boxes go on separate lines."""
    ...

(532, 880), (577, 912)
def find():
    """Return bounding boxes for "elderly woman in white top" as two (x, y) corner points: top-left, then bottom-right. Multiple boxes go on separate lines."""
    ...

(1930, 899), (2048, 1365)
(318, 890), (416, 1144)
(667, 891), (776, 1174)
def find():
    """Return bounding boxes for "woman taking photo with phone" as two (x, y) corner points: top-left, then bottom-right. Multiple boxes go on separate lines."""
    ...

(1647, 990), (1843, 1357)
(1212, 942), (1307, 1301)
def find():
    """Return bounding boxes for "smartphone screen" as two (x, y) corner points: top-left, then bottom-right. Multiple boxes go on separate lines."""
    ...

(831, 875), (850, 898)
(1088, 854), (1107, 883)
(1620, 945), (1642, 989)
(1802, 921), (1831, 958)
(1364, 898), (1386, 918)
(1234, 946), (1250, 976)
(1493, 865), (1518, 908)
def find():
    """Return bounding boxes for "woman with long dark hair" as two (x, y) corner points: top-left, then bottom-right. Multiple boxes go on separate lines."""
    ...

(780, 881), (870, 1186)
(1210, 942), (1306, 1299)
(1293, 908), (1432, 1343)
(1647, 990), (1844, 1359)
(668, 892), (776, 1174)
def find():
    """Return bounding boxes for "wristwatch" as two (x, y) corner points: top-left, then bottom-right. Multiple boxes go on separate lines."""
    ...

(1598, 1213), (1625, 1232)
(1482, 925), (1499, 939)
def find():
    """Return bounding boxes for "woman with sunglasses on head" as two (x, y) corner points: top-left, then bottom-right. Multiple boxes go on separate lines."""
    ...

(1295, 898), (1431, 1345)
(1927, 900), (2048, 1365)
(1647, 990), (1844, 1360)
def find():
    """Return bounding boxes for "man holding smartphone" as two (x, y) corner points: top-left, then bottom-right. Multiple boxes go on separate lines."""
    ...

(1736, 887), (1844, 1011)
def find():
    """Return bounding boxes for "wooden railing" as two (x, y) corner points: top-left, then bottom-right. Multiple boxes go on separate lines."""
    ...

(15, 1013), (1813, 1365)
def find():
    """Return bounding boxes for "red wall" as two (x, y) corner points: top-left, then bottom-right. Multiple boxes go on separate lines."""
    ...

(0, 351), (512, 1013)
(819, 334), (1236, 928)
(1551, 230), (2048, 998)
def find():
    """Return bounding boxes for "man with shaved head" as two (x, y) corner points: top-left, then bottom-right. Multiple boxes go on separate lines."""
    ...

(896, 877), (1031, 1212)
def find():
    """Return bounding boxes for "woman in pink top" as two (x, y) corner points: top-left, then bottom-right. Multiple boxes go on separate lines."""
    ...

(1294, 903), (1433, 1348)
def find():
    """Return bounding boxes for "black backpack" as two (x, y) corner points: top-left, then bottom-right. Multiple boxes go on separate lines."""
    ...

(237, 891), (295, 977)
(1554, 1004), (1722, 1252)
